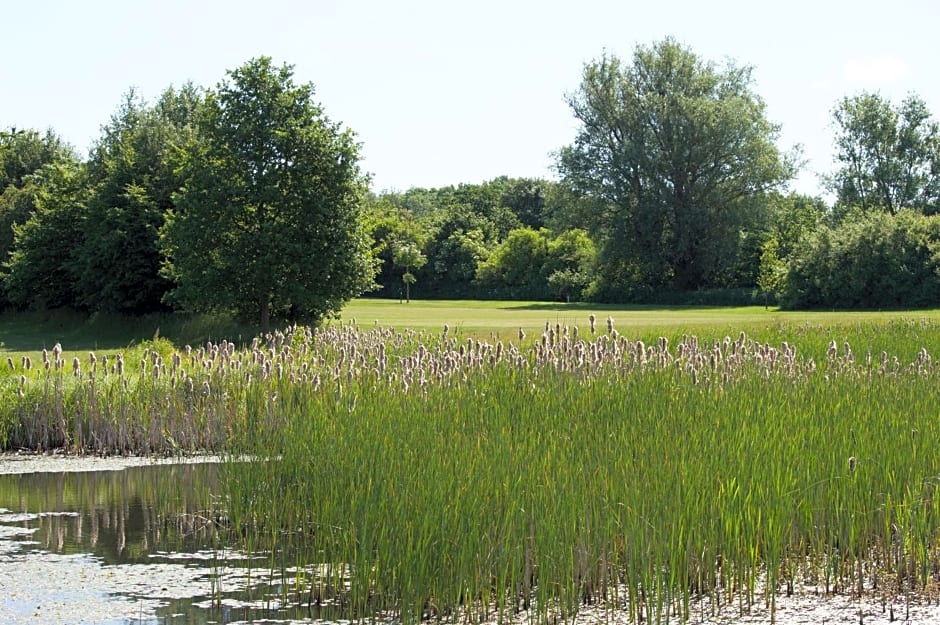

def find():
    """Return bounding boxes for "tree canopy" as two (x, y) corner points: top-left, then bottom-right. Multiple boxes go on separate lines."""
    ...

(828, 92), (940, 215)
(160, 57), (374, 329)
(558, 38), (795, 295)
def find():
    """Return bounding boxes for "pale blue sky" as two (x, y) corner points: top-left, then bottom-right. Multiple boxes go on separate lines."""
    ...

(3, 0), (938, 198)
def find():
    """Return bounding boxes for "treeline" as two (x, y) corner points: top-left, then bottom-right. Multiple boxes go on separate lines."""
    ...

(4, 41), (940, 327)
(1, 59), (370, 329)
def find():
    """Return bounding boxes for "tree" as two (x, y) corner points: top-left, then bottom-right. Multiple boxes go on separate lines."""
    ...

(0, 127), (71, 191)
(391, 241), (426, 303)
(78, 85), (201, 314)
(828, 92), (940, 215)
(2, 161), (87, 309)
(782, 210), (940, 308)
(558, 39), (795, 294)
(160, 57), (375, 330)
(0, 128), (74, 303)
(363, 198), (431, 295)
(755, 193), (827, 302)
(475, 227), (550, 296)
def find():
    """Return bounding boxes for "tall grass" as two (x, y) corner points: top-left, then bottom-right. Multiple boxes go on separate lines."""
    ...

(215, 321), (940, 624)
(6, 318), (940, 623)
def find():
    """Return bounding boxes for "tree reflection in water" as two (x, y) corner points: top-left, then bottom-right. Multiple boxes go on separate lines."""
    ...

(0, 462), (220, 564)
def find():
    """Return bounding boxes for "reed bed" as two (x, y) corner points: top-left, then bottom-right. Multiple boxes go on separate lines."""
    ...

(5, 319), (940, 623)
(217, 321), (940, 624)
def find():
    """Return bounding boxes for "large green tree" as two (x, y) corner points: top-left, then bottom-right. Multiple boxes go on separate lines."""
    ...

(828, 92), (940, 215)
(161, 57), (374, 330)
(79, 85), (201, 314)
(558, 39), (795, 294)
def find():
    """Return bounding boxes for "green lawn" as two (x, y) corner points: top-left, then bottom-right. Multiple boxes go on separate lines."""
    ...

(338, 298), (940, 337)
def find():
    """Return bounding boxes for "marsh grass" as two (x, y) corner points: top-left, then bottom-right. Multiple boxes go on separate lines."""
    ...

(6, 318), (940, 623)
(214, 321), (940, 624)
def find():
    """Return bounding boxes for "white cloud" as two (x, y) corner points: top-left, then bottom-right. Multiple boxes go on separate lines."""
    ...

(843, 56), (912, 83)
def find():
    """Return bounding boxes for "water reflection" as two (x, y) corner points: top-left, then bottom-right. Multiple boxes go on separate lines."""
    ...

(0, 462), (219, 565)
(0, 461), (332, 624)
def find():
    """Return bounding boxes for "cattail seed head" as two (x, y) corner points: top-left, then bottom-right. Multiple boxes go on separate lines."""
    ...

(848, 456), (857, 473)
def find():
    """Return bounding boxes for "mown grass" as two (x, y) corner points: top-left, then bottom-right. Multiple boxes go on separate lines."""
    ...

(339, 297), (940, 336)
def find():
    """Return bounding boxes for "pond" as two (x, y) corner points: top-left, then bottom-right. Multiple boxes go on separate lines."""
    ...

(0, 456), (331, 625)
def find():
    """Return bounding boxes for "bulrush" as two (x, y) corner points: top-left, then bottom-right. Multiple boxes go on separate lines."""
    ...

(589, 313), (597, 334)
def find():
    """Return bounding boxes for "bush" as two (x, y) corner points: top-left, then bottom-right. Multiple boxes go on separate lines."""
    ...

(782, 209), (940, 309)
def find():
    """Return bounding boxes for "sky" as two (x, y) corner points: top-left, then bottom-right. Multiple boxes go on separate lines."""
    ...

(3, 0), (939, 199)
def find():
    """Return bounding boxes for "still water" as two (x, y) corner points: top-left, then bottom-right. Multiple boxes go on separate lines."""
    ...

(0, 459), (321, 624)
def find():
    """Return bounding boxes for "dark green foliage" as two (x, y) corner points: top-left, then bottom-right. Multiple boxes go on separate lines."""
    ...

(363, 199), (430, 298)
(756, 193), (828, 302)
(0, 129), (74, 306)
(78, 86), (201, 314)
(558, 39), (795, 293)
(783, 209), (940, 308)
(0, 128), (71, 191)
(2, 162), (87, 309)
(369, 178), (566, 299)
(161, 57), (374, 329)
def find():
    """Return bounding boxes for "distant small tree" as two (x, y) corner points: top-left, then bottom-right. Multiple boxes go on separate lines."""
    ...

(392, 241), (427, 303)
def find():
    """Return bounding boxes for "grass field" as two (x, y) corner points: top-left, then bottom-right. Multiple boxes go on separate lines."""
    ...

(340, 298), (940, 336)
